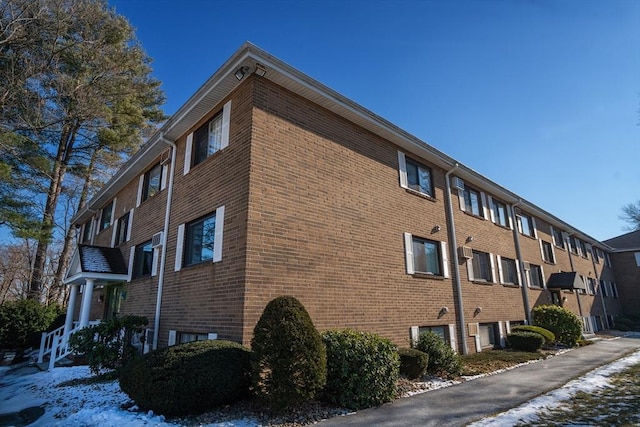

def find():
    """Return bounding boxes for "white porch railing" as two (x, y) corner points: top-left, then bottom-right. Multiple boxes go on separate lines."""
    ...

(38, 320), (100, 370)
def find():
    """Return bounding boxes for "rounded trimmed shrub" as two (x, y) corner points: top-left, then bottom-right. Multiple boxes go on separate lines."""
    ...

(415, 331), (462, 377)
(322, 329), (399, 410)
(532, 305), (582, 346)
(119, 340), (251, 416)
(398, 348), (429, 379)
(508, 331), (544, 352)
(251, 296), (326, 412)
(511, 325), (556, 345)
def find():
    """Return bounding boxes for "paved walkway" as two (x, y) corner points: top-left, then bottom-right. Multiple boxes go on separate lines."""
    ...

(319, 336), (640, 427)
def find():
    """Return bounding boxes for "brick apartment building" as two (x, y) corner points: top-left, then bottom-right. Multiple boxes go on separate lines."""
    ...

(60, 43), (624, 355)
(604, 230), (640, 315)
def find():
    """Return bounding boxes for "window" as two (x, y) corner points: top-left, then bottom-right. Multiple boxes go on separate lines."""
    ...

(592, 248), (600, 263)
(412, 237), (442, 276)
(463, 187), (482, 217)
(471, 250), (492, 282)
(515, 211), (535, 237)
(611, 282), (618, 298)
(635, 252), (640, 267)
(133, 241), (153, 278)
(569, 236), (579, 255)
(193, 113), (224, 166)
(578, 276), (587, 294)
(604, 252), (612, 267)
(578, 240), (588, 258)
(115, 212), (130, 246)
(541, 240), (555, 263)
(587, 277), (596, 295)
(528, 264), (544, 288)
(100, 201), (114, 231)
(142, 164), (163, 202)
(491, 199), (508, 227)
(552, 228), (565, 249)
(479, 323), (497, 349)
(179, 332), (209, 344)
(500, 257), (519, 285)
(184, 212), (217, 266)
(405, 158), (434, 197)
(82, 220), (93, 243)
(418, 326), (449, 342)
(600, 280), (609, 297)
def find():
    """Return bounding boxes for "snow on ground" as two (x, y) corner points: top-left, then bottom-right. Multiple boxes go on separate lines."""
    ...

(469, 349), (640, 426)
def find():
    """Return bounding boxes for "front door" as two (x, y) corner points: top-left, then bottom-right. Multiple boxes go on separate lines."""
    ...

(104, 284), (124, 320)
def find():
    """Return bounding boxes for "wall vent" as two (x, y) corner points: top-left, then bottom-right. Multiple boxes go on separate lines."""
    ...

(151, 231), (163, 248)
(522, 262), (531, 271)
(159, 148), (171, 165)
(452, 176), (465, 191)
(459, 246), (474, 259)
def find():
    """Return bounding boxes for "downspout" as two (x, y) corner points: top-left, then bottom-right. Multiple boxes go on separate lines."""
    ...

(589, 245), (609, 329)
(444, 164), (468, 355)
(509, 200), (532, 324)
(153, 134), (177, 350)
(566, 229), (585, 329)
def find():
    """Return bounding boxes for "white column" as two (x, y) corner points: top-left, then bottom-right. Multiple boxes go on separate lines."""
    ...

(63, 284), (79, 340)
(78, 279), (95, 328)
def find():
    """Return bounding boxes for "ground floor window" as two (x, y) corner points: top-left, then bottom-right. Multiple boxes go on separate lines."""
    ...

(419, 325), (449, 343)
(479, 323), (497, 349)
(178, 332), (210, 344)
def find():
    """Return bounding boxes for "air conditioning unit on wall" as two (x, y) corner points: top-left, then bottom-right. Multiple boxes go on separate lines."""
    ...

(159, 148), (171, 165)
(459, 246), (473, 259)
(151, 231), (163, 248)
(522, 262), (531, 271)
(452, 176), (465, 191)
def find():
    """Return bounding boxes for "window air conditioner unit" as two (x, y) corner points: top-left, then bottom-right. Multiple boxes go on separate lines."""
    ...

(159, 148), (171, 165)
(151, 231), (163, 248)
(452, 176), (465, 191)
(522, 262), (531, 271)
(459, 246), (473, 259)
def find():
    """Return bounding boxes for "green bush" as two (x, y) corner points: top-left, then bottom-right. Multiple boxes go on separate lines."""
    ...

(251, 296), (326, 412)
(613, 315), (640, 332)
(69, 315), (148, 374)
(507, 332), (544, 352)
(0, 299), (63, 361)
(322, 329), (399, 410)
(511, 325), (556, 345)
(398, 348), (429, 379)
(415, 331), (462, 377)
(532, 305), (582, 346)
(119, 340), (250, 416)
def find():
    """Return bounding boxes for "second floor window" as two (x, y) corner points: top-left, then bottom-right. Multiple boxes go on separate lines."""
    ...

(492, 199), (508, 227)
(472, 250), (492, 282)
(193, 113), (224, 166)
(516, 212), (534, 237)
(541, 240), (555, 263)
(185, 213), (217, 266)
(405, 158), (434, 197)
(552, 227), (564, 248)
(463, 187), (482, 217)
(133, 241), (153, 278)
(412, 237), (442, 276)
(115, 212), (130, 246)
(100, 201), (113, 231)
(82, 220), (93, 243)
(143, 164), (163, 202)
(529, 264), (543, 288)
(500, 257), (519, 285)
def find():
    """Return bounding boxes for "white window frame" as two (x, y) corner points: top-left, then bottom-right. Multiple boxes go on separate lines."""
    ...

(184, 100), (231, 175)
(397, 151), (434, 198)
(403, 232), (449, 278)
(175, 205), (225, 271)
(467, 250), (496, 283)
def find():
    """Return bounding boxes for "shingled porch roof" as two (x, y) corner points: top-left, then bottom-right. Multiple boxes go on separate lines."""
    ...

(64, 245), (128, 285)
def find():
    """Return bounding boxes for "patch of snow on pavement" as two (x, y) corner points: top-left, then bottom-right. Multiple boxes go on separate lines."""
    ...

(469, 349), (640, 426)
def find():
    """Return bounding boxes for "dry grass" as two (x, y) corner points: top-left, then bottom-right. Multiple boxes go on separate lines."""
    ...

(460, 349), (550, 376)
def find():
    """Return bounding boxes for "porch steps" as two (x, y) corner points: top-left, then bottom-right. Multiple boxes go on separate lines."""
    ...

(35, 355), (74, 371)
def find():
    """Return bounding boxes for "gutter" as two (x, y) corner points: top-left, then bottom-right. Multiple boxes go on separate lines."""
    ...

(444, 163), (468, 355)
(152, 134), (177, 350)
(509, 199), (532, 324)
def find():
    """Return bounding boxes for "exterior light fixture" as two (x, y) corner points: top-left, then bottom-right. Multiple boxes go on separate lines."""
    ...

(254, 63), (267, 77)
(466, 236), (474, 243)
(432, 225), (441, 233)
(438, 307), (449, 318)
(234, 66), (249, 81)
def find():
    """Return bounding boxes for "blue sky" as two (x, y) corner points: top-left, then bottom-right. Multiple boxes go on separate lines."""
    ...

(5, 0), (638, 244)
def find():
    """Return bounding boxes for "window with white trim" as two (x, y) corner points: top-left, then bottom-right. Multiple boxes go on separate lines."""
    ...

(184, 101), (231, 175)
(175, 206), (225, 270)
(418, 326), (449, 342)
(611, 282), (618, 298)
(100, 201), (114, 231)
(462, 187), (483, 217)
(578, 239), (588, 258)
(569, 236), (579, 255)
(479, 323), (497, 349)
(133, 240), (153, 279)
(635, 252), (640, 267)
(491, 198), (508, 227)
(600, 280), (609, 297)
(587, 277), (596, 295)
(179, 332), (209, 344)
(592, 247), (600, 263)
(515, 211), (535, 238)
(540, 240), (555, 264)
(578, 276), (587, 294)
(500, 257), (519, 285)
(115, 212), (130, 246)
(404, 233), (448, 278)
(81, 220), (93, 243)
(471, 250), (493, 282)
(142, 163), (163, 202)
(405, 157), (434, 197)
(528, 264), (544, 288)
(551, 227), (565, 249)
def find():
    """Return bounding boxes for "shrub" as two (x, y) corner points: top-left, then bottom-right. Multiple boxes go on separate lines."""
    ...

(532, 305), (582, 346)
(0, 299), (63, 361)
(251, 296), (326, 412)
(415, 331), (462, 377)
(322, 329), (399, 410)
(398, 348), (429, 379)
(69, 315), (148, 374)
(507, 332), (544, 352)
(511, 325), (556, 345)
(119, 340), (250, 416)
(613, 315), (640, 332)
